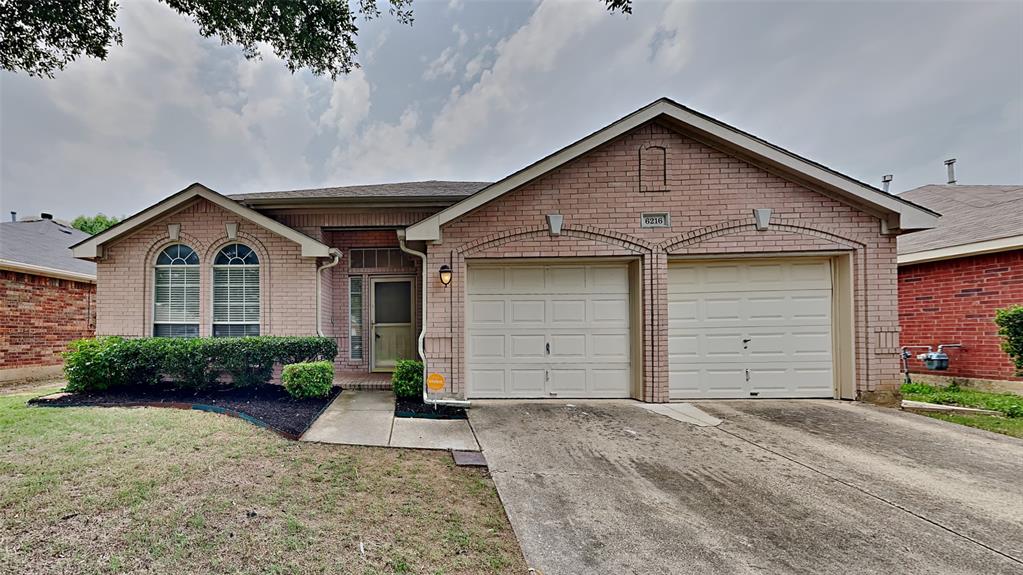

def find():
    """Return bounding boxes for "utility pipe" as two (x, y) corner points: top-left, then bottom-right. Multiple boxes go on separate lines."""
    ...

(398, 230), (471, 408)
(316, 249), (343, 337)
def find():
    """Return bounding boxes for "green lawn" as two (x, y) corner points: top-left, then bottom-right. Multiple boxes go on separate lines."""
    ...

(0, 386), (525, 574)
(901, 382), (1023, 439)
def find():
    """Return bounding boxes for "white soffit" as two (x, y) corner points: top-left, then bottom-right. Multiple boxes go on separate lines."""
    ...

(71, 183), (331, 259)
(405, 98), (939, 241)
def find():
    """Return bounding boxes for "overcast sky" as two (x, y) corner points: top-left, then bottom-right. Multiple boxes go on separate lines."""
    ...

(1, 0), (1021, 221)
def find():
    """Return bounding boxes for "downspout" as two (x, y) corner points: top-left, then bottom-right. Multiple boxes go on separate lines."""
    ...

(398, 230), (471, 408)
(316, 249), (343, 337)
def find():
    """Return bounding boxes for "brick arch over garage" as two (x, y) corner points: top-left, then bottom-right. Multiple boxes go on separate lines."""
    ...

(428, 226), (669, 400)
(659, 217), (868, 253)
(658, 218), (887, 397)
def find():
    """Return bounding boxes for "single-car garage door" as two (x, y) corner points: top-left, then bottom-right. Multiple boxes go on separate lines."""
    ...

(467, 263), (632, 398)
(668, 258), (834, 399)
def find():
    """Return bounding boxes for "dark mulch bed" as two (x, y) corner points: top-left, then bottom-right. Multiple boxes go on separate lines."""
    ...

(395, 395), (467, 420)
(30, 385), (341, 439)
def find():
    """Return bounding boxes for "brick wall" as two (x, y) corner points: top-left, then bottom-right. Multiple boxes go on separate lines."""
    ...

(899, 250), (1023, 381)
(425, 121), (902, 400)
(0, 270), (96, 370)
(96, 198), (318, 337)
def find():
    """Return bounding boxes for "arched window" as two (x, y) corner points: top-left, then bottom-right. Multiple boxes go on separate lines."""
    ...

(212, 243), (260, 337)
(154, 244), (200, 337)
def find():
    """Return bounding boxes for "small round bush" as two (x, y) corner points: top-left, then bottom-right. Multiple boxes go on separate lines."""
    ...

(282, 361), (334, 399)
(391, 359), (423, 399)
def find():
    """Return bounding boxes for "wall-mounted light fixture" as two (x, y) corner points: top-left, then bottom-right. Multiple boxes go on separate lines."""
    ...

(439, 264), (453, 286)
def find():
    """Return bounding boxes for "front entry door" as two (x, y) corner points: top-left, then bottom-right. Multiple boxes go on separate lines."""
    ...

(371, 278), (415, 371)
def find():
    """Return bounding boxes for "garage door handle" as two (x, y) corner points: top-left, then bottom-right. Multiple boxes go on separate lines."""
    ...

(546, 342), (550, 355)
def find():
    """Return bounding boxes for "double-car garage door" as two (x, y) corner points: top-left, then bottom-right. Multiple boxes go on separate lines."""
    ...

(467, 258), (835, 399)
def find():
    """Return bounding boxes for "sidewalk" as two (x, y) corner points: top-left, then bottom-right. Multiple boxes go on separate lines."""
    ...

(301, 390), (480, 451)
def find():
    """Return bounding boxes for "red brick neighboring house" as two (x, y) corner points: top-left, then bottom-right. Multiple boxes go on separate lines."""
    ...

(71, 99), (939, 401)
(1, 215), (97, 382)
(898, 185), (1023, 382)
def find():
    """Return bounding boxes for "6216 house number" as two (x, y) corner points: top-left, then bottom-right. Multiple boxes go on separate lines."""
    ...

(641, 212), (670, 228)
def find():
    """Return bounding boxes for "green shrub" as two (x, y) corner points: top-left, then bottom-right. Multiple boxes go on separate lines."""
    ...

(282, 361), (335, 399)
(995, 305), (1023, 376)
(63, 336), (338, 392)
(391, 359), (423, 399)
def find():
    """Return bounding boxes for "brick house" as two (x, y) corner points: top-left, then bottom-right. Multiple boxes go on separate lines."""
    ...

(898, 184), (1023, 382)
(72, 99), (938, 401)
(1, 215), (97, 382)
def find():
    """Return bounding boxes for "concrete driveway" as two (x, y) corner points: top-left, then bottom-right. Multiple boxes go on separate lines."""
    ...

(469, 400), (1023, 575)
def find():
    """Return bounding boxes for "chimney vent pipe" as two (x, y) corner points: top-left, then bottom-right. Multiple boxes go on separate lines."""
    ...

(882, 174), (893, 194)
(9, 211), (15, 223)
(944, 158), (957, 184)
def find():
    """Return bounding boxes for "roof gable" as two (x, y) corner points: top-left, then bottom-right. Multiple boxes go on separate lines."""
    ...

(405, 98), (939, 241)
(71, 183), (331, 259)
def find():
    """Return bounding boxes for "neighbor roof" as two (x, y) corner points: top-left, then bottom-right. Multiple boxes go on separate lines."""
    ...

(897, 185), (1023, 264)
(230, 180), (491, 203)
(0, 218), (97, 281)
(406, 98), (940, 241)
(71, 183), (333, 259)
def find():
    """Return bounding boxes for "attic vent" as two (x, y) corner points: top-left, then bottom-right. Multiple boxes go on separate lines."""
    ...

(639, 145), (668, 192)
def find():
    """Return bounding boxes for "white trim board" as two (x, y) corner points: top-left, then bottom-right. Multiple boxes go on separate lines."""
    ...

(405, 98), (939, 241)
(898, 235), (1023, 265)
(71, 183), (332, 259)
(0, 259), (97, 283)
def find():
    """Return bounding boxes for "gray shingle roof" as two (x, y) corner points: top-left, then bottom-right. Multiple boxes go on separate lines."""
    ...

(0, 219), (97, 277)
(897, 185), (1023, 255)
(229, 180), (492, 202)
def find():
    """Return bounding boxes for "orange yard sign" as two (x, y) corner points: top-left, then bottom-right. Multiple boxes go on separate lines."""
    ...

(426, 373), (445, 391)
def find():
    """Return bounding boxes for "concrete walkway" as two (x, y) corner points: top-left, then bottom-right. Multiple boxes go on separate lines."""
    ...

(301, 390), (479, 451)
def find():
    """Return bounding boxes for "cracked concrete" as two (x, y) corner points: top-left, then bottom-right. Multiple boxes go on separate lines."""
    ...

(469, 399), (1023, 575)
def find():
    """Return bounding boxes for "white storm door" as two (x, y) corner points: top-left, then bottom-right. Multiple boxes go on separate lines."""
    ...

(467, 263), (632, 399)
(668, 259), (834, 399)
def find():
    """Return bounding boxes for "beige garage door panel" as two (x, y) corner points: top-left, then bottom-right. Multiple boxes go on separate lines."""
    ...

(467, 264), (632, 399)
(668, 259), (834, 399)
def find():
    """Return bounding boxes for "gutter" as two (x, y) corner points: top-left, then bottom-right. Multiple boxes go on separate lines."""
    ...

(397, 230), (470, 408)
(316, 249), (343, 337)
(0, 259), (97, 283)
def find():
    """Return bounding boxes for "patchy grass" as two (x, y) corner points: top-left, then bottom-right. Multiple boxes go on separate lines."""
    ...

(902, 382), (1023, 438)
(0, 387), (525, 574)
(922, 413), (1023, 439)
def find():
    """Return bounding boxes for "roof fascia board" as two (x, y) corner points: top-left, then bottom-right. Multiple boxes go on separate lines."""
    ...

(406, 99), (938, 241)
(0, 259), (96, 282)
(72, 184), (331, 258)
(898, 235), (1023, 265)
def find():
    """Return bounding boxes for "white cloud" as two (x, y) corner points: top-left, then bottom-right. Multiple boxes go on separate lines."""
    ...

(318, 69), (372, 137)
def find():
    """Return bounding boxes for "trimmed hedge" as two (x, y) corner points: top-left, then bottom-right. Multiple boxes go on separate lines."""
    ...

(995, 305), (1023, 376)
(282, 361), (335, 399)
(64, 336), (338, 393)
(391, 359), (423, 398)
